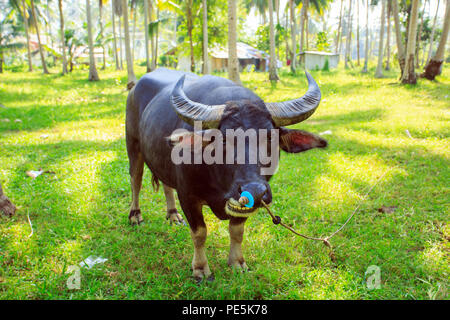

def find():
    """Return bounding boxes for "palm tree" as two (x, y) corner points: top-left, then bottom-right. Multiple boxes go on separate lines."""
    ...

(202, 0), (209, 74)
(375, 0), (385, 78)
(425, 0), (439, 65)
(336, 0), (344, 53)
(392, 0), (405, 73)
(99, 0), (107, 70)
(344, 0), (353, 69)
(299, 0), (308, 62)
(186, 0), (195, 72)
(30, 0), (50, 74)
(111, 0), (120, 70)
(289, 0), (297, 73)
(415, 0), (426, 68)
(362, 0), (369, 73)
(384, 0), (391, 70)
(58, 0), (67, 74)
(401, 0), (420, 84)
(422, 0), (450, 80)
(122, 0), (136, 88)
(86, 0), (100, 81)
(114, 0), (124, 70)
(143, 0), (150, 72)
(227, 0), (241, 84)
(356, 0), (360, 65)
(268, 0), (278, 81)
(21, 0), (33, 71)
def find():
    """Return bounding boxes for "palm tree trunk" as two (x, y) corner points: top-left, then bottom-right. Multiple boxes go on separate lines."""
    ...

(392, 0), (405, 73)
(122, 0), (136, 88)
(356, 0), (360, 66)
(385, 0), (391, 70)
(305, 0), (309, 50)
(86, 0), (100, 81)
(22, 0), (33, 72)
(30, 0), (50, 74)
(143, 0), (151, 72)
(362, 0), (369, 73)
(415, 0), (426, 68)
(187, 0), (195, 72)
(227, 0), (241, 84)
(99, 0), (106, 70)
(289, 0), (297, 73)
(132, 1), (137, 60)
(345, 0), (353, 69)
(336, 0), (343, 53)
(202, 0), (210, 74)
(375, 0), (385, 77)
(299, 1), (306, 64)
(401, 0), (420, 84)
(58, 0), (68, 74)
(111, 0), (120, 70)
(118, 16), (124, 70)
(268, 0), (279, 82)
(425, 0), (439, 65)
(422, 0), (449, 80)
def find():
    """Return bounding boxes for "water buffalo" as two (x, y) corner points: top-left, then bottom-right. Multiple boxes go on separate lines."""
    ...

(126, 68), (327, 281)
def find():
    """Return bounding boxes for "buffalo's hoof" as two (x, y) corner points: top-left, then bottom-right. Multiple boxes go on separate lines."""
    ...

(194, 274), (215, 284)
(166, 209), (186, 226)
(129, 209), (143, 225)
(228, 260), (249, 272)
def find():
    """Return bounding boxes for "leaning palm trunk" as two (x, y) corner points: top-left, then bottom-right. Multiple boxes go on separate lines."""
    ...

(111, 0), (120, 70)
(362, 0), (369, 73)
(422, 0), (450, 80)
(425, 0), (439, 65)
(401, 0), (420, 84)
(289, 0), (297, 73)
(30, 0), (50, 74)
(122, 0), (136, 88)
(227, 0), (241, 85)
(268, 0), (279, 81)
(392, 0), (405, 74)
(202, 0), (210, 74)
(22, 0), (33, 72)
(0, 183), (15, 217)
(143, 0), (151, 72)
(58, 0), (68, 74)
(375, 0), (385, 78)
(344, 0), (353, 69)
(86, 0), (100, 81)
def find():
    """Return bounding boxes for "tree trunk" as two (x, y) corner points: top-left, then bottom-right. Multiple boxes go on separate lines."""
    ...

(356, 0), (360, 65)
(392, 0), (405, 73)
(289, 0), (297, 73)
(22, 0), (33, 72)
(305, 0), (309, 50)
(153, 6), (159, 70)
(132, 1), (137, 61)
(148, 0), (155, 70)
(401, 0), (420, 84)
(268, 0), (279, 81)
(425, 0), (439, 65)
(118, 16), (124, 70)
(58, 0), (68, 74)
(336, 0), (343, 53)
(299, 1), (307, 64)
(202, 0), (210, 74)
(187, 0), (195, 72)
(122, 0), (136, 88)
(345, 0), (353, 69)
(362, 0), (369, 72)
(415, 0), (426, 68)
(30, 0), (50, 74)
(86, 0), (100, 81)
(227, 0), (241, 85)
(99, 0), (106, 70)
(144, 0), (151, 72)
(111, 0), (120, 70)
(375, 0), (385, 77)
(385, 0), (391, 70)
(422, 0), (450, 80)
(0, 183), (15, 217)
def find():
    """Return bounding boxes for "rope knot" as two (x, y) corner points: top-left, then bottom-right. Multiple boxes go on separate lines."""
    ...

(272, 215), (281, 225)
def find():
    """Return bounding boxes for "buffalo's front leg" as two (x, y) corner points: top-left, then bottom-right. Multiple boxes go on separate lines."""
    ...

(179, 195), (213, 282)
(228, 217), (248, 271)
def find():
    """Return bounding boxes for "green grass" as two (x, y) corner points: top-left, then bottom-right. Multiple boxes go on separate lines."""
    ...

(0, 63), (449, 300)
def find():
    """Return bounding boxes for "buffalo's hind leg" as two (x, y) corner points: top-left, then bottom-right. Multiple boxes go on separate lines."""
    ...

(127, 137), (144, 225)
(162, 184), (185, 225)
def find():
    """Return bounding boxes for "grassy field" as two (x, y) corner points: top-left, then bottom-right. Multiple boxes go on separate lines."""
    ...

(0, 63), (448, 300)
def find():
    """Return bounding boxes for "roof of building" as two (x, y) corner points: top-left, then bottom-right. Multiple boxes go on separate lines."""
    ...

(210, 42), (269, 60)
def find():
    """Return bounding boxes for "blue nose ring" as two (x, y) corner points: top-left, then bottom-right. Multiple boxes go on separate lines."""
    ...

(240, 191), (254, 208)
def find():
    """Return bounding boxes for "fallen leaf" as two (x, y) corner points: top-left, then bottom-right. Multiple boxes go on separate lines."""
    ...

(378, 206), (398, 214)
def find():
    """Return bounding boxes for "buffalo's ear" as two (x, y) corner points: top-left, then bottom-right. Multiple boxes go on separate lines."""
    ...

(279, 127), (327, 153)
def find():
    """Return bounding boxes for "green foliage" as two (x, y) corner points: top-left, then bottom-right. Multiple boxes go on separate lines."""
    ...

(316, 31), (330, 52)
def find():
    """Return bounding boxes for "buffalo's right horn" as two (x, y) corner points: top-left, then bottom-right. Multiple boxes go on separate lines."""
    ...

(170, 75), (225, 129)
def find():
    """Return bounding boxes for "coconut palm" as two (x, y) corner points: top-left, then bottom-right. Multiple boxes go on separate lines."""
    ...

(422, 0), (450, 80)
(121, 0), (136, 88)
(111, 0), (120, 70)
(336, 0), (344, 53)
(86, 0), (100, 80)
(30, 0), (50, 74)
(384, 0), (391, 70)
(289, 0), (297, 72)
(356, 0), (360, 65)
(401, 0), (420, 84)
(143, 0), (150, 72)
(57, 0), (67, 74)
(362, 0), (369, 72)
(268, 0), (278, 81)
(202, 0), (209, 74)
(375, 0), (385, 78)
(98, 0), (108, 70)
(425, 0), (439, 65)
(20, 0), (33, 71)
(344, 0), (353, 69)
(228, 0), (241, 84)
(114, 0), (124, 69)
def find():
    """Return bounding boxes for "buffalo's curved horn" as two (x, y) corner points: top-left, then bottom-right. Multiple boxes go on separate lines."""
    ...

(265, 71), (321, 127)
(170, 75), (225, 129)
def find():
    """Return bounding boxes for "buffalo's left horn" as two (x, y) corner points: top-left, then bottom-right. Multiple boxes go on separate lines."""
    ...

(265, 71), (321, 127)
(170, 75), (225, 129)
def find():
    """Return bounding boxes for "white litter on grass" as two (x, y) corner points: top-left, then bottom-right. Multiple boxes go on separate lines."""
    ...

(1, 118), (10, 122)
(405, 129), (413, 139)
(14, 119), (22, 123)
(79, 256), (108, 269)
(40, 134), (49, 139)
(320, 130), (332, 136)
(26, 170), (44, 179)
